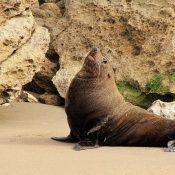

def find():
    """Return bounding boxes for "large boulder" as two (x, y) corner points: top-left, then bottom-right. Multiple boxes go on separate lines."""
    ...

(0, 0), (50, 104)
(24, 2), (61, 99)
(21, 1), (65, 106)
(0, 26), (50, 90)
(52, 0), (175, 98)
(148, 100), (175, 120)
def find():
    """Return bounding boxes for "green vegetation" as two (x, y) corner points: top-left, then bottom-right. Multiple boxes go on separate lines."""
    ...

(117, 82), (151, 108)
(116, 72), (175, 108)
(146, 72), (175, 94)
(117, 82), (141, 96)
(169, 72), (175, 81)
(146, 74), (164, 93)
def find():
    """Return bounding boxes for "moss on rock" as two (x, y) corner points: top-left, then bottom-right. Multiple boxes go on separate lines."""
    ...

(169, 72), (175, 81)
(145, 72), (175, 94)
(117, 82), (151, 108)
(117, 78), (175, 109)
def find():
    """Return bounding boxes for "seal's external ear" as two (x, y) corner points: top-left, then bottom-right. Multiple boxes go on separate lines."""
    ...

(108, 73), (111, 78)
(113, 67), (117, 73)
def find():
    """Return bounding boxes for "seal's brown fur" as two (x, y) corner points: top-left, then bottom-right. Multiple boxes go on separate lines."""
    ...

(54, 48), (175, 148)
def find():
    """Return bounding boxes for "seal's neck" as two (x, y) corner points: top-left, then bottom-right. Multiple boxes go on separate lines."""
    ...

(70, 75), (106, 90)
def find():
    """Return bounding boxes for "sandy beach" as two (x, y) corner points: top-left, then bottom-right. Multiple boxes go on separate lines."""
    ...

(0, 102), (175, 175)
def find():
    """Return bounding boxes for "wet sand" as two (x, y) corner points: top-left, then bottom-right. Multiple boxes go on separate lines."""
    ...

(0, 102), (175, 175)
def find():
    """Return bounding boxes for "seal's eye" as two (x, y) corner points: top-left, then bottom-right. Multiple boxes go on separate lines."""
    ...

(102, 57), (107, 64)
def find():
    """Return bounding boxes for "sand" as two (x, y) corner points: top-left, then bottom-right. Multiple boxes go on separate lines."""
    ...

(0, 102), (175, 175)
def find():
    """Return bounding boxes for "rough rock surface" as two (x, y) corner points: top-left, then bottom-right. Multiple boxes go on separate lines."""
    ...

(148, 100), (175, 120)
(0, 0), (50, 104)
(0, 90), (38, 106)
(0, 10), (35, 62)
(52, 65), (80, 97)
(31, 1), (62, 76)
(0, 26), (50, 90)
(32, 2), (62, 44)
(24, 56), (58, 94)
(51, 0), (175, 98)
(0, 0), (32, 24)
(23, 1), (62, 104)
(21, 91), (39, 103)
(39, 92), (64, 106)
(1, 0), (175, 106)
(22, 1), (64, 105)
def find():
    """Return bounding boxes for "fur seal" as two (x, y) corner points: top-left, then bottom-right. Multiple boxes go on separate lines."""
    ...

(52, 48), (175, 151)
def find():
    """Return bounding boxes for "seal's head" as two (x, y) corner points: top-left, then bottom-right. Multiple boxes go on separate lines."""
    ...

(77, 48), (112, 79)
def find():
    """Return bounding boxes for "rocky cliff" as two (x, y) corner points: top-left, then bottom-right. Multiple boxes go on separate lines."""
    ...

(1, 0), (175, 107)
(51, 0), (175, 98)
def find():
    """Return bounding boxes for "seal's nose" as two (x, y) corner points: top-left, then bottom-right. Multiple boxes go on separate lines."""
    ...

(91, 48), (98, 52)
(89, 48), (98, 57)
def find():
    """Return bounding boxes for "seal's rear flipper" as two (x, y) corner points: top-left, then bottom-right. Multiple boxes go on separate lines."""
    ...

(164, 140), (175, 152)
(73, 140), (99, 151)
(51, 132), (78, 143)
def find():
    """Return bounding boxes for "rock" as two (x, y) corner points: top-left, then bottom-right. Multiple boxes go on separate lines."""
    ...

(0, 90), (38, 106)
(161, 79), (175, 94)
(24, 56), (58, 94)
(117, 81), (175, 109)
(1, 103), (10, 106)
(0, 26), (50, 91)
(0, 0), (32, 24)
(0, 97), (7, 105)
(0, 0), (50, 104)
(19, 91), (39, 103)
(32, 2), (61, 18)
(51, 0), (175, 98)
(39, 92), (64, 106)
(31, 0), (39, 8)
(148, 100), (175, 120)
(25, 2), (61, 96)
(32, 2), (62, 32)
(0, 97), (5, 105)
(0, 10), (35, 62)
(0, 89), (21, 105)
(44, 0), (59, 3)
(38, 0), (59, 4)
(32, 2), (62, 49)
(52, 66), (80, 98)
(38, 0), (45, 5)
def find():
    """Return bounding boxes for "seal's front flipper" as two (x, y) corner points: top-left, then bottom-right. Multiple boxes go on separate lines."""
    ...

(51, 136), (75, 143)
(51, 132), (78, 143)
(73, 140), (99, 151)
(164, 140), (175, 152)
